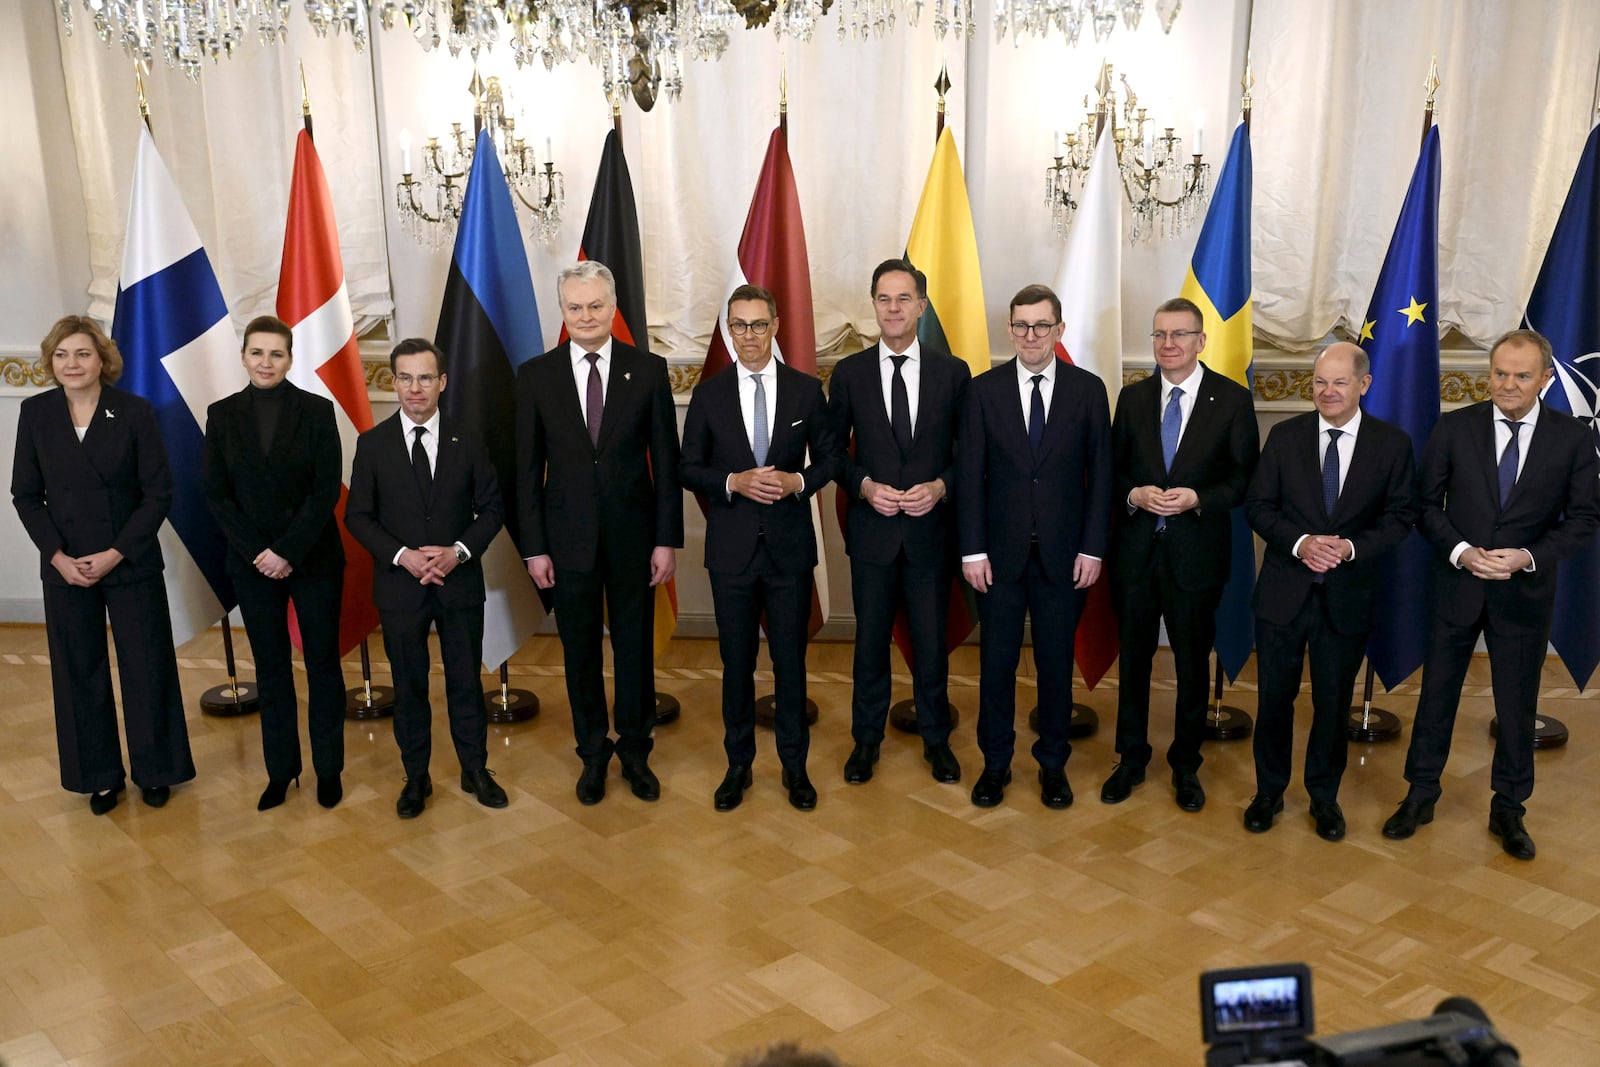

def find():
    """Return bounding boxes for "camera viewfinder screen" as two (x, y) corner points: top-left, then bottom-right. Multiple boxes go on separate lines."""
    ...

(1212, 976), (1303, 1034)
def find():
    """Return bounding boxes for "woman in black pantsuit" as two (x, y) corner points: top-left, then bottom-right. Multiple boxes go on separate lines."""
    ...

(11, 315), (196, 815)
(203, 315), (347, 811)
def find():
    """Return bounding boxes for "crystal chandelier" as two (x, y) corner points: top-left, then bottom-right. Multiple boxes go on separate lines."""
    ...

(395, 70), (565, 248)
(1045, 63), (1209, 243)
(994, 0), (1181, 46)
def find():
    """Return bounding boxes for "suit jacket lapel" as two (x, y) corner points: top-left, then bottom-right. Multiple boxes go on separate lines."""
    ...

(767, 364), (801, 459)
(552, 344), (591, 447)
(596, 349), (632, 453)
(1503, 402), (1551, 513)
(1328, 420), (1366, 525)
(70, 389), (115, 487)
(1481, 404), (1506, 511)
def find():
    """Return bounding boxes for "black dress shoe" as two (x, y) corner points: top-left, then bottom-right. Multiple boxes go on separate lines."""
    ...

(1100, 762), (1145, 804)
(1489, 810), (1536, 860)
(140, 785), (171, 809)
(1173, 772), (1206, 812)
(396, 775), (432, 819)
(714, 765), (752, 811)
(1310, 799), (1346, 842)
(1381, 797), (1435, 840)
(970, 765), (1011, 808)
(1039, 768), (1073, 809)
(843, 743), (880, 784)
(316, 776), (343, 809)
(1243, 793), (1283, 833)
(257, 777), (298, 812)
(576, 759), (608, 806)
(924, 742), (961, 784)
(619, 757), (661, 801)
(89, 783), (125, 816)
(462, 767), (509, 809)
(782, 767), (818, 811)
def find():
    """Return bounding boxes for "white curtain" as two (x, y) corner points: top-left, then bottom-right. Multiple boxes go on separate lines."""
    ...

(57, 16), (393, 332)
(1250, 0), (1600, 349)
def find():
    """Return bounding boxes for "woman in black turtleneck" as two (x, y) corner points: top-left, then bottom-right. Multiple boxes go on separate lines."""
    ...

(203, 315), (347, 811)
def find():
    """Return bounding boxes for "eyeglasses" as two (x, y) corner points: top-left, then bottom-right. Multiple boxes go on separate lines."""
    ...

(1150, 330), (1201, 342)
(1009, 321), (1060, 338)
(394, 373), (440, 387)
(729, 320), (772, 336)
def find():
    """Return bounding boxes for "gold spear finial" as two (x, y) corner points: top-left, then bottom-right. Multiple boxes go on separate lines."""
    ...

(1423, 53), (1440, 109)
(780, 54), (788, 117)
(1241, 50), (1253, 112)
(299, 59), (310, 117)
(135, 66), (151, 130)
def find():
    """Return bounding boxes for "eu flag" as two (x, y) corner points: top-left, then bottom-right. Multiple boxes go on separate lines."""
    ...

(1360, 126), (1441, 690)
(1524, 122), (1600, 689)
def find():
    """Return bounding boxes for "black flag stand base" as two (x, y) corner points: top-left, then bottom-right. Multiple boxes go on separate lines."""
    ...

(1490, 714), (1569, 750)
(200, 617), (260, 717)
(1204, 654), (1252, 741)
(755, 695), (819, 729)
(486, 661), (538, 724)
(1027, 704), (1098, 739)
(1348, 659), (1402, 742)
(346, 638), (395, 720)
(654, 691), (681, 725)
(891, 699), (961, 733)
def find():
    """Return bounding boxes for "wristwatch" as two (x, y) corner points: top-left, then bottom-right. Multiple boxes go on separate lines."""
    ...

(454, 544), (468, 564)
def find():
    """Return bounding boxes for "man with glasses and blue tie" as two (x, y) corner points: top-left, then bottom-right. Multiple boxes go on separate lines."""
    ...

(1100, 297), (1258, 813)
(680, 284), (841, 812)
(1383, 329), (1598, 860)
(957, 284), (1112, 809)
(1243, 343), (1416, 842)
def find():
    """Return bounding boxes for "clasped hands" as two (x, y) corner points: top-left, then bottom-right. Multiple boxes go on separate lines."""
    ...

(1131, 484), (1199, 516)
(1459, 545), (1532, 581)
(730, 466), (803, 504)
(253, 548), (293, 580)
(399, 545), (461, 586)
(862, 477), (945, 518)
(50, 548), (123, 587)
(1296, 534), (1352, 574)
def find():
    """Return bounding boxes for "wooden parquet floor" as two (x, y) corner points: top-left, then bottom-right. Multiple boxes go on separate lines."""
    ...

(1, 625), (1598, 1066)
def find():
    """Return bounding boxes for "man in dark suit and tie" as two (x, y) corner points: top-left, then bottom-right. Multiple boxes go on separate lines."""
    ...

(957, 283), (1112, 809)
(516, 261), (683, 806)
(827, 259), (970, 786)
(1101, 296), (1259, 812)
(680, 284), (841, 812)
(1243, 343), (1417, 840)
(346, 339), (508, 819)
(1383, 329), (1599, 859)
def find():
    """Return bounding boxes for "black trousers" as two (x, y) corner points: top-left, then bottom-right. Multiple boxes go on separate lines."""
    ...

(552, 537), (655, 764)
(379, 592), (489, 780)
(43, 576), (195, 793)
(849, 550), (953, 746)
(233, 566), (346, 782)
(976, 545), (1084, 772)
(709, 541), (812, 770)
(1252, 588), (1367, 802)
(1403, 605), (1545, 816)
(1113, 538), (1222, 775)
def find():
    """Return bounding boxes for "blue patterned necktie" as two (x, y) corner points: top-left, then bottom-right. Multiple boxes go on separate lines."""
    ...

(1028, 374), (1046, 456)
(752, 372), (769, 466)
(1157, 387), (1182, 530)
(1322, 428), (1343, 516)
(1498, 420), (1522, 507)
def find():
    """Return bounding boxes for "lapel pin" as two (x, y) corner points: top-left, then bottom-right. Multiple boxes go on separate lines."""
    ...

(624, 371), (632, 381)
(105, 409), (116, 418)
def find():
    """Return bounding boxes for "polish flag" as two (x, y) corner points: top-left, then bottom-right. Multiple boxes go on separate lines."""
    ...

(276, 127), (380, 655)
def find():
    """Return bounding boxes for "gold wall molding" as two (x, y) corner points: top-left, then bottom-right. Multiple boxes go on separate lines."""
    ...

(1, 357), (51, 388)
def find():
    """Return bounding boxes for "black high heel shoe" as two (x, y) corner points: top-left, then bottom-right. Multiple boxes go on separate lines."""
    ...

(316, 775), (342, 809)
(89, 782), (126, 816)
(257, 776), (299, 811)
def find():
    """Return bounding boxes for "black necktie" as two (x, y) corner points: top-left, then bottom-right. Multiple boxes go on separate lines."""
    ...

(411, 425), (432, 498)
(1028, 374), (1046, 456)
(585, 352), (603, 447)
(890, 354), (913, 456)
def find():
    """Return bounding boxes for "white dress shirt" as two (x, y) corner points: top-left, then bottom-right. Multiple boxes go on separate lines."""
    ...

(1449, 402), (1543, 570)
(1292, 408), (1363, 562)
(570, 336), (614, 425)
(394, 408), (469, 565)
(878, 337), (922, 431)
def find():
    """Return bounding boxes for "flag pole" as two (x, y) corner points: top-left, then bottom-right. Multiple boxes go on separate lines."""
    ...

(753, 59), (820, 731)
(934, 61), (950, 142)
(299, 59), (314, 141)
(1204, 50), (1256, 743)
(1350, 57), (1441, 745)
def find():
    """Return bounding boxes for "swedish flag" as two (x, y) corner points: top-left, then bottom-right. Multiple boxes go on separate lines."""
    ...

(1180, 122), (1256, 681)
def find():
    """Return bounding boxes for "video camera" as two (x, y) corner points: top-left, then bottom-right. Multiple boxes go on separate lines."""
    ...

(1200, 963), (1522, 1067)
